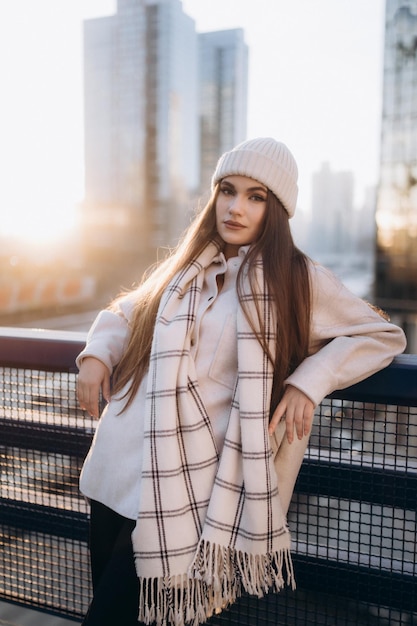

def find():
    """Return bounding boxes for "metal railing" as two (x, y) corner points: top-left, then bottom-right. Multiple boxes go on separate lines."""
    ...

(0, 327), (416, 625)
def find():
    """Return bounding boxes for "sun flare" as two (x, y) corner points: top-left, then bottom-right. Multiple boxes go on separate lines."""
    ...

(2, 201), (77, 243)
(1, 195), (79, 263)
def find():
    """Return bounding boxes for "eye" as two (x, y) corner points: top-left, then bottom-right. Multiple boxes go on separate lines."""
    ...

(250, 194), (266, 202)
(220, 185), (234, 196)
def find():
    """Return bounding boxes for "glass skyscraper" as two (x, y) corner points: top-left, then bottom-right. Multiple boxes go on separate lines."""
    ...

(198, 29), (248, 193)
(82, 0), (248, 288)
(375, 0), (417, 349)
(83, 0), (148, 272)
(83, 0), (198, 258)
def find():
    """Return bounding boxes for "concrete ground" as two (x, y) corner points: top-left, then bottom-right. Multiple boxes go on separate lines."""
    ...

(0, 601), (81, 626)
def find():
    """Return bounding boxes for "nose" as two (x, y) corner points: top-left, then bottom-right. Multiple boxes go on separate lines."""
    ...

(228, 194), (244, 215)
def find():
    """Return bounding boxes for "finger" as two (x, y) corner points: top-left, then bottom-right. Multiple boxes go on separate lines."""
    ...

(303, 406), (314, 436)
(293, 403), (314, 440)
(286, 411), (295, 444)
(295, 412), (304, 440)
(268, 401), (286, 436)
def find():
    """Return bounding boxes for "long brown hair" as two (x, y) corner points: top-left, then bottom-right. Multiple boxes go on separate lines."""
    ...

(111, 186), (311, 413)
(239, 191), (311, 414)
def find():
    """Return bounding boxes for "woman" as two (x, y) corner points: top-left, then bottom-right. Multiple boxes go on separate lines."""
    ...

(77, 138), (406, 626)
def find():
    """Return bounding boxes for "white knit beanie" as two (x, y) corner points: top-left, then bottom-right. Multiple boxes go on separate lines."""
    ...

(211, 137), (298, 218)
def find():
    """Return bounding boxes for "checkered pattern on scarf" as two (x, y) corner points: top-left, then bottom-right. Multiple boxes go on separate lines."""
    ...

(132, 241), (294, 626)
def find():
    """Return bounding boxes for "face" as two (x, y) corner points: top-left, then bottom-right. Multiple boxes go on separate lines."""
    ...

(215, 175), (268, 259)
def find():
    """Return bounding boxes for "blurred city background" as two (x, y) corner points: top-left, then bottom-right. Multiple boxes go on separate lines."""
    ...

(0, 0), (416, 352)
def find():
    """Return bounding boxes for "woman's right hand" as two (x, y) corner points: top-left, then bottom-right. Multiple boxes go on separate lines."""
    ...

(77, 357), (111, 419)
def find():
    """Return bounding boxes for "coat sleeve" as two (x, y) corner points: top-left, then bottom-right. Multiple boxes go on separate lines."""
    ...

(284, 262), (407, 406)
(75, 291), (139, 373)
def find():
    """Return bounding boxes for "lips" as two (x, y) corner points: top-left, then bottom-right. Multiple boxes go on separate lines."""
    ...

(224, 220), (245, 230)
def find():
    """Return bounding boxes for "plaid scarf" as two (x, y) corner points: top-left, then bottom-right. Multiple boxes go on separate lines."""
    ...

(132, 241), (295, 626)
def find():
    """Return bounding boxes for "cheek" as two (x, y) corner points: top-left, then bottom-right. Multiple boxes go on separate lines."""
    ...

(215, 201), (225, 225)
(253, 207), (267, 232)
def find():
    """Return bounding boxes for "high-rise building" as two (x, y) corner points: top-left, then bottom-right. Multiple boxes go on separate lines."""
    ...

(374, 0), (417, 350)
(82, 1), (248, 290)
(198, 29), (248, 192)
(83, 1), (147, 261)
(144, 0), (199, 247)
(83, 0), (199, 282)
(309, 162), (354, 262)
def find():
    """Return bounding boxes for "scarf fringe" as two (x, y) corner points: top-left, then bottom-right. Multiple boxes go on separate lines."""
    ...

(137, 540), (296, 626)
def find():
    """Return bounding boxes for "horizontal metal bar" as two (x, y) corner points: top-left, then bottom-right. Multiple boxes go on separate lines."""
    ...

(329, 353), (417, 407)
(0, 499), (89, 542)
(0, 327), (86, 373)
(0, 418), (93, 457)
(293, 554), (417, 613)
(295, 459), (417, 510)
(0, 329), (416, 406)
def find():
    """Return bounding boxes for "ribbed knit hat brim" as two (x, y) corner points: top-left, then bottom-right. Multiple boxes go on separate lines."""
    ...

(212, 137), (298, 218)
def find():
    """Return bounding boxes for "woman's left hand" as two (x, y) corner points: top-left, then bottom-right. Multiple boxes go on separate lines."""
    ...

(268, 384), (314, 443)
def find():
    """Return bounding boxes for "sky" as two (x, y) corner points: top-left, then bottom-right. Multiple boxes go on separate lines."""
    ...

(0, 0), (386, 245)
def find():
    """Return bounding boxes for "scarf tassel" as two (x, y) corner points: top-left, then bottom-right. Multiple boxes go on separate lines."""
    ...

(137, 540), (295, 626)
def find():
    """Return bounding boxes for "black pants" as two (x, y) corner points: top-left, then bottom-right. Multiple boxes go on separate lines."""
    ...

(82, 500), (144, 626)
